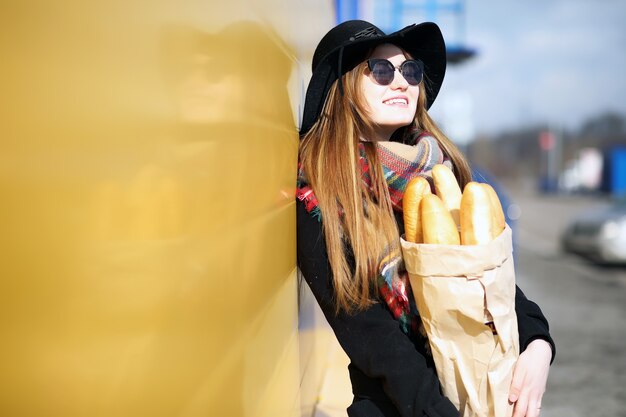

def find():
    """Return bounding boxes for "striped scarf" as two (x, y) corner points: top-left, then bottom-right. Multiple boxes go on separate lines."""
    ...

(296, 131), (450, 338)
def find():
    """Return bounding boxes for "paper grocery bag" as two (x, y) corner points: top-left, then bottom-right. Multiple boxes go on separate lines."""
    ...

(400, 225), (519, 417)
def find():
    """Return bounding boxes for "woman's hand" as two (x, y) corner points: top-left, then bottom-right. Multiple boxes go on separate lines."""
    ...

(509, 339), (552, 416)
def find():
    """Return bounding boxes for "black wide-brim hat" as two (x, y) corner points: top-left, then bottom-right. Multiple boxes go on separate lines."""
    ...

(300, 20), (446, 135)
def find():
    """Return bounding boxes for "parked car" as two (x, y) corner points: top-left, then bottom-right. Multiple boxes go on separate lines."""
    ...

(561, 196), (626, 264)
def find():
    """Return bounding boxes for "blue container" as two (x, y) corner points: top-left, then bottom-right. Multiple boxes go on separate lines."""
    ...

(602, 147), (626, 196)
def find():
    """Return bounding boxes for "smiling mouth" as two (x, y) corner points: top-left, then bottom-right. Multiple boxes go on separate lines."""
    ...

(383, 98), (408, 106)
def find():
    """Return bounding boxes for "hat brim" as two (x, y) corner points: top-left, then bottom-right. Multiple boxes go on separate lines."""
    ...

(300, 22), (446, 135)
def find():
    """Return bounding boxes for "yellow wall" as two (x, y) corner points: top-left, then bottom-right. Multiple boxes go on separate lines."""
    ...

(0, 1), (334, 416)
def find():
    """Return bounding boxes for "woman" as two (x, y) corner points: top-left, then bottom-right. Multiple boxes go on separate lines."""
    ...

(296, 20), (554, 417)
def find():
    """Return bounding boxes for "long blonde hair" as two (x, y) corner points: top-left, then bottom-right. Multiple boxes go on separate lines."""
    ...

(299, 55), (471, 313)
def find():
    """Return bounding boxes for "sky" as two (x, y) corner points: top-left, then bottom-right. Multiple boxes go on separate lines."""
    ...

(423, 0), (626, 138)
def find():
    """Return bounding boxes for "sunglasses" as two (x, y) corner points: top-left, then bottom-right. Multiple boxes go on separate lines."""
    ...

(366, 58), (424, 86)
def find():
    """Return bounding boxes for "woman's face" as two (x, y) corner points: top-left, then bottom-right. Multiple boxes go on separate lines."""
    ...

(360, 43), (420, 141)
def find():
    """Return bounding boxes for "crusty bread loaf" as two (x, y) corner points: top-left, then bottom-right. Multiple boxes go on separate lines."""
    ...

(432, 164), (462, 228)
(480, 183), (506, 239)
(421, 194), (461, 245)
(402, 176), (432, 243)
(460, 182), (494, 245)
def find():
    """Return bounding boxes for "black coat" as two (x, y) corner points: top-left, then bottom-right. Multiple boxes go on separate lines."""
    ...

(296, 199), (555, 417)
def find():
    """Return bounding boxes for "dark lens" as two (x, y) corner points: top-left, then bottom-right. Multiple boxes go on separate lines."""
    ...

(400, 60), (423, 86)
(369, 60), (394, 85)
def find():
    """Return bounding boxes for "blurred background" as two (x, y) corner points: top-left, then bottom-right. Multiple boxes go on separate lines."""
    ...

(0, 1), (624, 417)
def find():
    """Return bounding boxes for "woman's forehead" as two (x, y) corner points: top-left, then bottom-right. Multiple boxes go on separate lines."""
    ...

(368, 43), (405, 60)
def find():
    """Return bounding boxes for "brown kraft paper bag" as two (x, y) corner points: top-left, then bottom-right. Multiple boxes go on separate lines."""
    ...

(400, 225), (519, 417)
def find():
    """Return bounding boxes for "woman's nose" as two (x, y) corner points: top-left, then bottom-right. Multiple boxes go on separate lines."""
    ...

(390, 69), (409, 90)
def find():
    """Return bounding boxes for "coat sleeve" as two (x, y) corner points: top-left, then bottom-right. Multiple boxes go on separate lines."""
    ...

(296, 199), (459, 417)
(515, 286), (556, 363)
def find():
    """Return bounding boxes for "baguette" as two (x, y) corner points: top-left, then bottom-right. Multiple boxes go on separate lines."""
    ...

(402, 176), (432, 243)
(432, 164), (462, 227)
(460, 182), (494, 245)
(481, 183), (506, 238)
(421, 194), (461, 245)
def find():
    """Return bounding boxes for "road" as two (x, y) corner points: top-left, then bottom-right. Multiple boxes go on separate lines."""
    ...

(506, 182), (626, 417)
